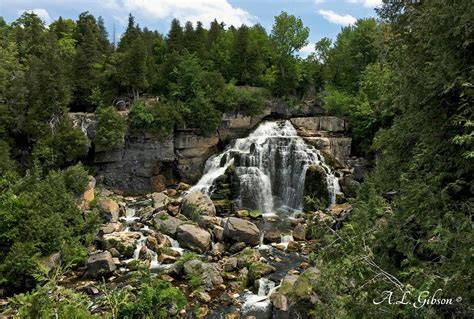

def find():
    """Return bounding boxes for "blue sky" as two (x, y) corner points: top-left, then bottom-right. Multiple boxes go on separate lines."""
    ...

(0, 0), (381, 56)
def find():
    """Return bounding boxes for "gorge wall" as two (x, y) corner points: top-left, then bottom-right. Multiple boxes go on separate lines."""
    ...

(71, 101), (354, 195)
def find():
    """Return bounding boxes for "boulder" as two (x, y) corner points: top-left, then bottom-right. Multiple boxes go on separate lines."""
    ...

(100, 222), (122, 234)
(264, 229), (282, 243)
(85, 251), (116, 278)
(222, 257), (238, 272)
(213, 225), (224, 242)
(177, 224), (212, 253)
(224, 217), (260, 246)
(293, 224), (307, 241)
(248, 262), (276, 285)
(236, 247), (261, 268)
(292, 267), (321, 303)
(102, 232), (141, 258)
(99, 198), (119, 223)
(153, 214), (183, 236)
(183, 259), (223, 290)
(79, 176), (96, 210)
(152, 192), (169, 210)
(181, 192), (216, 221)
(340, 175), (361, 198)
(158, 254), (177, 264)
(270, 292), (288, 311)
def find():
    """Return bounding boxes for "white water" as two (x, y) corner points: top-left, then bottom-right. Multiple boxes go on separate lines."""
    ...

(191, 120), (340, 215)
(242, 278), (279, 312)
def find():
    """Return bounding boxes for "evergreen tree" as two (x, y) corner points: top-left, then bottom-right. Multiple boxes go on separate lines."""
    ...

(167, 19), (184, 52)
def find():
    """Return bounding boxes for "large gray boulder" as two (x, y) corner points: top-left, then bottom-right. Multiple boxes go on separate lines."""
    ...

(177, 224), (212, 253)
(224, 217), (260, 246)
(85, 251), (116, 278)
(152, 192), (169, 210)
(183, 259), (223, 290)
(153, 213), (183, 236)
(181, 192), (216, 221)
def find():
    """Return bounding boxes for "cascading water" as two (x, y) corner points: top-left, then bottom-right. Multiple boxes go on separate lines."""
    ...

(191, 120), (340, 215)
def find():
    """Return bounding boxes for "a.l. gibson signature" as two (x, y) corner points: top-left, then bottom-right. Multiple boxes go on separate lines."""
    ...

(373, 289), (462, 308)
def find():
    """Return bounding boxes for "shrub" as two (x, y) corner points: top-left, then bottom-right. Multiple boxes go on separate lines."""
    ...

(95, 105), (127, 152)
(129, 100), (182, 135)
(117, 278), (186, 319)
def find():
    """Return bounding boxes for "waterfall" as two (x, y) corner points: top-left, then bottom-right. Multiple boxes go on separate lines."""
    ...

(191, 120), (340, 215)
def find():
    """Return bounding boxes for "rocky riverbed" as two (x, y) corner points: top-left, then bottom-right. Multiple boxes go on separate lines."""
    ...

(44, 173), (355, 318)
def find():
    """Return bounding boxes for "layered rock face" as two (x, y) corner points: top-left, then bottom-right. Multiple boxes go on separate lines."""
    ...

(71, 102), (353, 195)
(290, 116), (351, 166)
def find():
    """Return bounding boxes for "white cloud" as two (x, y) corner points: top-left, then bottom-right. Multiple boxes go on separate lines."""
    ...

(298, 42), (314, 57)
(106, 0), (255, 27)
(318, 9), (356, 26)
(18, 8), (52, 24)
(314, 0), (327, 4)
(347, 0), (383, 8)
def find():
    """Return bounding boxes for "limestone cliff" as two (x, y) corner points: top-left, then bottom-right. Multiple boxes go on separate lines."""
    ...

(71, 101), (355, 195)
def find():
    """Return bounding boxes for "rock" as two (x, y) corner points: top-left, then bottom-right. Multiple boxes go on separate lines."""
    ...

(138, 245), (151, 261)
(195, 306), (209, 318)
(102, 232), (141, 258)
(177, 224), (212, 253)
(248, 210), (262, 219)
(340, 175), (360, 198)
(100, 222), (122, 234)
(300, 262), (310, 269)
(293, 224), (307, 241)
(198, 215), (217, 229)
(40, 252), (61, 275)
(167, 204), (180, 216)
(158, 254), (177, 264)
(181, 192), (216, 221)
(109, 248), (120, 257)
(236, 247), (261, 268)
(287, 241), (300, 252)
(330, 203), (352, 218)
(224, 217), (260, 246)
(222, 257), (238, 272)
(153, 214), (183, 236)
(146, 233), (170, 252)
(79, 176), (96, 210)
(248, 262), (276, 284)
(264, 229), (282, 243)
(196, 291), (212, 303)
(278, 274), (299, 295)
(99, 198), (119, 223)
(292, 267), (321, 303)
(85, 251), (116, 278)
(213, 225), (224, 242)
(211, 242), (226, 256)
(236, 209), (249, 218)
(228, 242), (247, 254)
(270, 292), (288, 311)
(353, 164), (369, 182)
(166, 189), (177, 197)
(224, 313), (240, 319)
(183, 259), (223, 290)
(152, 192), (169, 210)
(177, 182), (191, 191)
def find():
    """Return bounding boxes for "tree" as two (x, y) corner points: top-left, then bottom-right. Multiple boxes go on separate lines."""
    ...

(166, 19), (184, 52)
(270, 12), (309, 95)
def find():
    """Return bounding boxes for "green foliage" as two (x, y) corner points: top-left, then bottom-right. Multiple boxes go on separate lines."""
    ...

(129, 100), (182, 135)
(0, 163), (99, 294)
(117, 276), (186, 319)
(31, 119), (91, 169)
(312, 2), (474, 317)
(216, 85), (268, 115)
(95, 105), (127, 152)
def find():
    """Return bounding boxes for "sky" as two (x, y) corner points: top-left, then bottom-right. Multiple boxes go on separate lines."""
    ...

(0, 0), (382, 56)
